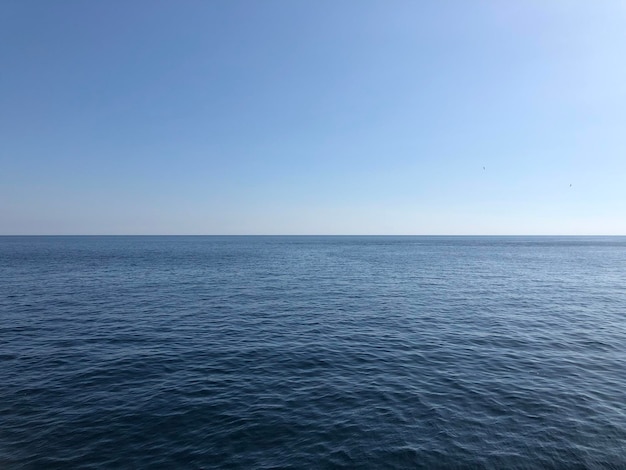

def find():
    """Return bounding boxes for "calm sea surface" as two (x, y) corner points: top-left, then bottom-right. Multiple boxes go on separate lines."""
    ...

(1, 236), (625, 469)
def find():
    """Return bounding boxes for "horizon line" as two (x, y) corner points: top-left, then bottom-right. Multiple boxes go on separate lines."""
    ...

(1, 234), (625, 237)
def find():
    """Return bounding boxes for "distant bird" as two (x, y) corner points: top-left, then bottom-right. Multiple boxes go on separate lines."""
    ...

(569, 184), (572, 187)
(483, 166), (486, 170)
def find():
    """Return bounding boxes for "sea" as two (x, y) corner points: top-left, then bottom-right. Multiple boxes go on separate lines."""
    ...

(1, 236), (625, 469)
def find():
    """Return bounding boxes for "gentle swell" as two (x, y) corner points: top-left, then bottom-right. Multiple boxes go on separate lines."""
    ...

(1, 236), (626, 468)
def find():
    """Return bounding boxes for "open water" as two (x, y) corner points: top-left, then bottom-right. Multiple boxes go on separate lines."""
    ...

(1, 236), (625, 469)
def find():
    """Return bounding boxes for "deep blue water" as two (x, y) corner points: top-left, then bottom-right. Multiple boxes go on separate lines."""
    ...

(1, 236), (626, 469)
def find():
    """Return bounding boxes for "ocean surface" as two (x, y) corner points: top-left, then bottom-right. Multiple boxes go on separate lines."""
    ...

(1, 236), (625, 469)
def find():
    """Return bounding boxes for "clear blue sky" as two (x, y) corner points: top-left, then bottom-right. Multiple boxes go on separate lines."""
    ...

(2, 1), (625, 234)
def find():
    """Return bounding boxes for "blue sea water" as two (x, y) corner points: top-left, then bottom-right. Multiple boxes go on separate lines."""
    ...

(1, 236), (626, 469)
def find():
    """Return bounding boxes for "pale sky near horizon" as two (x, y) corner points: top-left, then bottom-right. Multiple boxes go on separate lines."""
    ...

(2, 1), (626, 235)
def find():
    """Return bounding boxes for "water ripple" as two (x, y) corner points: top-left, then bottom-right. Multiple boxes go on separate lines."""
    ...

(1, 236), (626, 468)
